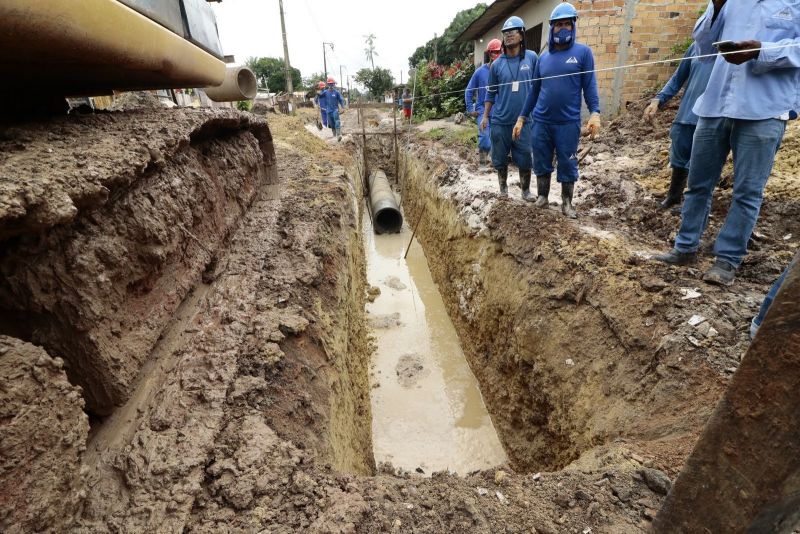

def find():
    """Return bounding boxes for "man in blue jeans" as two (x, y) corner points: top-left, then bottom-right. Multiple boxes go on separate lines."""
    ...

(643, 42), (713, 211)
(481, 16), (538, 199)
(653, 0), (800, 286)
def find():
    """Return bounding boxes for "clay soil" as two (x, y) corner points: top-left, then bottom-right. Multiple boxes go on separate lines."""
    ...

(1, 99), (797, 534)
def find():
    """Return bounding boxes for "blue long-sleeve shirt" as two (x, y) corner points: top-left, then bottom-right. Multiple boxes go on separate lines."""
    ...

(465, 64), (490, 114)
(314, 91), (329, 110)
(485, 50), (538, 125)
(323, 88), (345, 114)
(519, 42), (599, 124)
(692, 0), (800, 120)
(655, 43), (714, 126)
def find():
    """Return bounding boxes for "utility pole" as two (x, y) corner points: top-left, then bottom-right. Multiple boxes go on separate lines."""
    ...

(433, 33), (438, 63)
(322, 42), (334, 78)
(278, 0), (294, 113)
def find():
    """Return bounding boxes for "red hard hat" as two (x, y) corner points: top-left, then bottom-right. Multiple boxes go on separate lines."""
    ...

(327, 76), (335, 84)
(486, 38), (502, 53)
(318, 81), (326, 89)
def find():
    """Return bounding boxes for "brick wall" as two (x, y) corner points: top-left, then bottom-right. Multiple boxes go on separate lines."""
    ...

(574, 0), (706, 115)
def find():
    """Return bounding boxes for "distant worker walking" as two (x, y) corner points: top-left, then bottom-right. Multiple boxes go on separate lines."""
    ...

(402, 87), (413, 123)
(482, 16), (538, 199)
(313, 81), (329, 129)
(324, 77), (346, 141)
(466, 38), (502, 165)
(514, 2), (600, 218)
(643, 42), (713, 211)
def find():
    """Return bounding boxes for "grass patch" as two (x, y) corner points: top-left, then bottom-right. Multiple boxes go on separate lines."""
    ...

(422, 126), (477, 149)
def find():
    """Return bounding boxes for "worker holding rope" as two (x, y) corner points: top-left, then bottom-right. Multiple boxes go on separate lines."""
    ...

(513, 2), (600, 218)
(653, 0), (800, 286)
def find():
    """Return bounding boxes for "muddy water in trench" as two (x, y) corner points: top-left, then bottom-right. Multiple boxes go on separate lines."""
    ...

(363, 209), (507, 474)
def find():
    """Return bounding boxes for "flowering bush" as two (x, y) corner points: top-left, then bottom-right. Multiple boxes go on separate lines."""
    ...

(409, 59), (475, 121)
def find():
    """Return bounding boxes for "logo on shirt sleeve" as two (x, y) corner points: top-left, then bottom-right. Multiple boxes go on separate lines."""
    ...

(773, 7), (793, 20)
(566, 57), (578, 64)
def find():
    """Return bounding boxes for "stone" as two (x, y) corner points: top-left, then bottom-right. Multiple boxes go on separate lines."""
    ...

(640, 468), (672, 495)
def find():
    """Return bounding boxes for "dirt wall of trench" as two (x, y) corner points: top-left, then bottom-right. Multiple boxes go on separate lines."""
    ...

(0, 110), (276, 415)
(399, 152), (725, 473)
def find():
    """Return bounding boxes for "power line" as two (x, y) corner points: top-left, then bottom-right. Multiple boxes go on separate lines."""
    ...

(404, 42), (800, 104)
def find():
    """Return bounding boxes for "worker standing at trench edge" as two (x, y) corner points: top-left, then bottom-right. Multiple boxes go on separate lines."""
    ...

(313, 81), (329, 130)
(652, 0), (800, 286)
(481, 16), (538, 199)
(466, 38), (502, 166)
(324, 77), (346, 141)
(513, 2), (601, 218)
(643, 42), (713, 212)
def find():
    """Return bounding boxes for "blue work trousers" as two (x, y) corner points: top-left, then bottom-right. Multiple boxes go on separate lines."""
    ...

(675, 117), (785, 268)
(326, 109), (341, 131)
(669, 122), (696, 170)
(320, 108), (328, 128)
(531, 121), (581, 183)
(490, 122), (532, 170)
(476, 108), (491, 153)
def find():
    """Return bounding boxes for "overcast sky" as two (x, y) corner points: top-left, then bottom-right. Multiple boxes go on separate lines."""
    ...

(211, 0), (482, 89)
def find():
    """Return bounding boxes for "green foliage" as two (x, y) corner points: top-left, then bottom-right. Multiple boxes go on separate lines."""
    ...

(355, 67), (394, 99)
(236, 100), (252, 111)
(409, 4), (487, 67)
(670, 37), (694, 57)
(245, 57), (302, 93)
(422, 126), (477, 149)
(303, 71), (328, 90)
(408, 59), (476, 120)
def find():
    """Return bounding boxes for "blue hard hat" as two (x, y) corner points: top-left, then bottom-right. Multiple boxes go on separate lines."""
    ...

(502, 16), (525, 32)
(550, 2), (578, 22)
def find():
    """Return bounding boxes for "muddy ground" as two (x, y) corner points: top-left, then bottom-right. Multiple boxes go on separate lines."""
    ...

(0, 98), (797, 533)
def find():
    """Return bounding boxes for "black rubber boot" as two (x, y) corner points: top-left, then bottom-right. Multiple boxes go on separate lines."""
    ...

(534, 174), (551, 208)
(497, 167), (508, 197)
(479, 150), (488, 165)
(660, 167), (688, 210)
(652, 249), (698, 265)
(520, 169), (533, 201)
(702, 259), (737, 286)
(561, 182), (577, 219)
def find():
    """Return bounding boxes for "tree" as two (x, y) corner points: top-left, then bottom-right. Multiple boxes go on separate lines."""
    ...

(245, 57), (301, 93)
(363, 34), (378, 70)
(408, 4), (487, 68)
(303, 71), (328, 90)
(355, 67), (394, 100)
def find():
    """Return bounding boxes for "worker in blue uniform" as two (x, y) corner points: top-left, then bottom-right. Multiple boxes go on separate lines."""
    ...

(481, 16), (539, 199)
(643, 43), (713, 211)
(313, 81), (329, 129)
(514, 2), (601, 218)
(324, 76), (346, 141)
(465, 38), (502, 165)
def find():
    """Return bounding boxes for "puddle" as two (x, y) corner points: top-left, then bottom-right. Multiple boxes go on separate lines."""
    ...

(363, 206), (507, 475)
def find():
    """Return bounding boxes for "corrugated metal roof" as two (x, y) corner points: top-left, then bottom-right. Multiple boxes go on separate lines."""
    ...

(456, 0), (532, 43)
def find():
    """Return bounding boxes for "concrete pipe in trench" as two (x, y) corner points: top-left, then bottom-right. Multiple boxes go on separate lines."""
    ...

(368, 171), (403, 234)
(203, 66), (258, 102)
